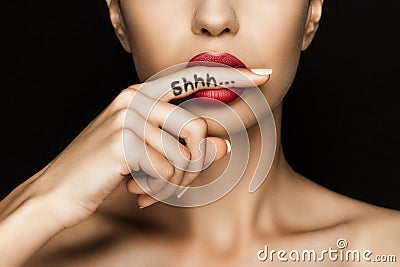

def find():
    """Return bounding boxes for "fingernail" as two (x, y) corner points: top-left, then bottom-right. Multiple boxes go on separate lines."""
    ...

(250, 68), (273, 76)
(177, 185), (191, 199)
(224, 139), (231, 154)
(138, 198), (158, 209)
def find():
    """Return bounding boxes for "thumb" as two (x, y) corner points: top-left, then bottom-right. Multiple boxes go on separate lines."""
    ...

(203, 137), (231, 168)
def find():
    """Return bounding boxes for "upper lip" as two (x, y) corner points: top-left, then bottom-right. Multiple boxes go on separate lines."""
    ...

(188, 52), (247, 68)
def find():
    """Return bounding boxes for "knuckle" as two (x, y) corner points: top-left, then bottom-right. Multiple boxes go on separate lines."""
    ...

(112, 88), (137, 109)
(163, 164), (175, 180)
(186, 117), (207, 136)
(110, 109), (128, 129)
(109, 108), (141, 132)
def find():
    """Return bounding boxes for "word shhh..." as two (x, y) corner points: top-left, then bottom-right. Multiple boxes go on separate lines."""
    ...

(171, 73), (236, 96)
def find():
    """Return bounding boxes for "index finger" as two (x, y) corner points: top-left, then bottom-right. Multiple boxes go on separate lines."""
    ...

(131, 65), (272, 102)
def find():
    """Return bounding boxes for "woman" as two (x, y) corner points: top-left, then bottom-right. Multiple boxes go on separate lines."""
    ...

(1, 0), (399, 266)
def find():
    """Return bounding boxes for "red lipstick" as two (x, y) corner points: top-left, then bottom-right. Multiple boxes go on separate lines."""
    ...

(188, 52), (247, 104)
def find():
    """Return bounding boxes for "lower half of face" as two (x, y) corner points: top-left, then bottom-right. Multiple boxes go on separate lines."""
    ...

(120, 0), (309, 135)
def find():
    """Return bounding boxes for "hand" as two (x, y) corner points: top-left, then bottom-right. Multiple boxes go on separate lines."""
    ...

(12, 66), (271, 229)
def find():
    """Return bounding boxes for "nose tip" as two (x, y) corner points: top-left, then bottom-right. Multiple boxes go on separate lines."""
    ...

(192, 2), (239, 36)
(195, 19), (237, 36)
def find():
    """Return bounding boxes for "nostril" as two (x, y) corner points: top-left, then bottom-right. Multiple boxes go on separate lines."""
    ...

(200, 27), (231, 36)
(201, 28), (209, 35)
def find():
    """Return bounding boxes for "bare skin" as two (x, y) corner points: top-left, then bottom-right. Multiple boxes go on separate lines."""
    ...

(23, 108), (400, 266)
(1, 0), (400, 266)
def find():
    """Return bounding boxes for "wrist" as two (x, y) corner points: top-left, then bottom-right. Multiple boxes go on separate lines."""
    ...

(26, 194), (67, 234)
(0, 194), (65, 266)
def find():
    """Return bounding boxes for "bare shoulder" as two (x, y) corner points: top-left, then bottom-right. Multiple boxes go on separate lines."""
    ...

(314, 178), (400, 243)
(315, 183), (400, 265)
(346, 200), (400, 263)
(300, 176), (399, 255)
(356, 203), (400, 240)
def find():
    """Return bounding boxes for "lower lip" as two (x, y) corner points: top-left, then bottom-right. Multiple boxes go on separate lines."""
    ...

(192, 88), (244, 105)
(188, 52), (247, 105)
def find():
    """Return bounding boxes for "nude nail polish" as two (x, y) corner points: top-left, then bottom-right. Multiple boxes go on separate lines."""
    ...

(177, 185), (191, 198)
(139, 199), (158, 209)
(224, 139), (231, 154)
(250, 68), (273, 76)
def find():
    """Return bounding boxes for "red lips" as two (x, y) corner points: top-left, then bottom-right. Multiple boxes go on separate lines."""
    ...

(188, 52), (247, 104)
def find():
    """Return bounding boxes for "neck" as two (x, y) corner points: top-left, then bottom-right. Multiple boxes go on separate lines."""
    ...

(102, 104), (348, 249)
(100, 103), (306, 241)
(184, 104), (301, 240)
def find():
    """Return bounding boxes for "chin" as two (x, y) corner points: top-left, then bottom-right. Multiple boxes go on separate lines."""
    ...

(203, 112), (258, 137)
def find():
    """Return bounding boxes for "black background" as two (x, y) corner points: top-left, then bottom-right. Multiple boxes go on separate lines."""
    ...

(1, 1), (399, 209)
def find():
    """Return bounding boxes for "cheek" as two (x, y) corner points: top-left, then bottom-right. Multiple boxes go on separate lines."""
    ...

(120, 1), (190, 82)
(245, 2), (307, 111)
(119, 0), (308, 134)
